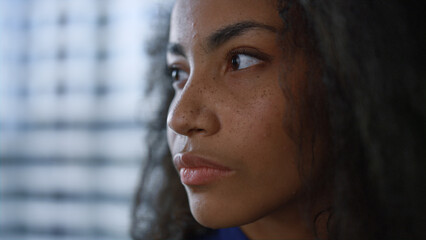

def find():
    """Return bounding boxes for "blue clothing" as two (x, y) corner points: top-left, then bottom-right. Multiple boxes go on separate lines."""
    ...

(194, 227), (249, 240)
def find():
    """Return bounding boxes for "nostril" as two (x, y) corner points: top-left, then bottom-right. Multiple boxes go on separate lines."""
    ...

(189, 128), (205, 134)
(184, 127), (206, 136)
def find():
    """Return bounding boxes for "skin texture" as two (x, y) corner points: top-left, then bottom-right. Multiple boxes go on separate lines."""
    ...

(167, 0), (317, 239)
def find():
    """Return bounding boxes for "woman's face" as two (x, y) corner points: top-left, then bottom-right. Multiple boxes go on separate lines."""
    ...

(167, 0), (313, 229)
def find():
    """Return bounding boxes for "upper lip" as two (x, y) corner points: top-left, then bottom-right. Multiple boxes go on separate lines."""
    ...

(173, 153), (232, 171)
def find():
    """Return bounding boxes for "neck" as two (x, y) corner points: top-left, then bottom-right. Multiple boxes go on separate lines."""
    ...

(240, 202), (314, 240)
(239, 197), (330, 240)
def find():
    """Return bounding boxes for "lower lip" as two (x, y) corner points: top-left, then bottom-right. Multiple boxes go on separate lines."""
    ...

(180, 168), (233, 185)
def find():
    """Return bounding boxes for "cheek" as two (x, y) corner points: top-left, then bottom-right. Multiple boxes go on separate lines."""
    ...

(245, 91), (296, 157)
(166, 97), (186, 155)
(229, 90), (287, 146)
(166, 128), (175, 152)
(221, 87), (297, 173)
(166, 101), (175, 151)
(167, 126), (189, 155)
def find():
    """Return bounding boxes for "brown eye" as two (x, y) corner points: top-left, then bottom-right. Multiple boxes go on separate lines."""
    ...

(170, 68), (189, 83)
(231, 55), (241, 70)
(171, 69), (179, 81)
(229, 54), (261, 71)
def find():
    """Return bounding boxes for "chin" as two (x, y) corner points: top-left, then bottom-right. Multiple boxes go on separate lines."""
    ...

(191, 207), (243, 229)
(187, 191), (258, 229)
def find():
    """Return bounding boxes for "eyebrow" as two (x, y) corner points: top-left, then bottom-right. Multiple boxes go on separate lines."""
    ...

(167, 43), (186, 57)
(207, 21), (277, 51)
(167, 20), (277, 57)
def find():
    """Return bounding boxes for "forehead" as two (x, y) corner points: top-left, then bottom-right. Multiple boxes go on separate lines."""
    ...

(170, 0), (282, 45)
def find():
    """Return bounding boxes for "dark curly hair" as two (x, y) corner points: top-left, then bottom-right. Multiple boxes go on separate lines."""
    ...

(131, 1), (426, 240)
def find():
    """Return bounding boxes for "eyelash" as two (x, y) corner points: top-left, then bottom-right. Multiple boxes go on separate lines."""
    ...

(226, 48), (270, 69)
(167, 48), (271, 86)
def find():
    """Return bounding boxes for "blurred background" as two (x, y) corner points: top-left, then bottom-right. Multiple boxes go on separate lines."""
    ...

(0, 0), (172, 239)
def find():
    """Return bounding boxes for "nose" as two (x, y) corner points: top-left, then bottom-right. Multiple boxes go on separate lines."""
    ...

(167, 75), (220, 137)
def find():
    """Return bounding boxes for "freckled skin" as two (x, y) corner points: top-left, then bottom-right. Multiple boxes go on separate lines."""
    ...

(167, 0), (319, 239)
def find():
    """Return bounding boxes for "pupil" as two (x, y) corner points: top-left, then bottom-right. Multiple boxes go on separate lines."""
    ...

(231, 55), (240, 69)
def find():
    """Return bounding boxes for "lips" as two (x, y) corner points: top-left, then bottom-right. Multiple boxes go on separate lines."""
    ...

(173, 153), (234, 185)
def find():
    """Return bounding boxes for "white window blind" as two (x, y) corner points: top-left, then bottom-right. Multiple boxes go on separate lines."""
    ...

(0, 0), (171, 239)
